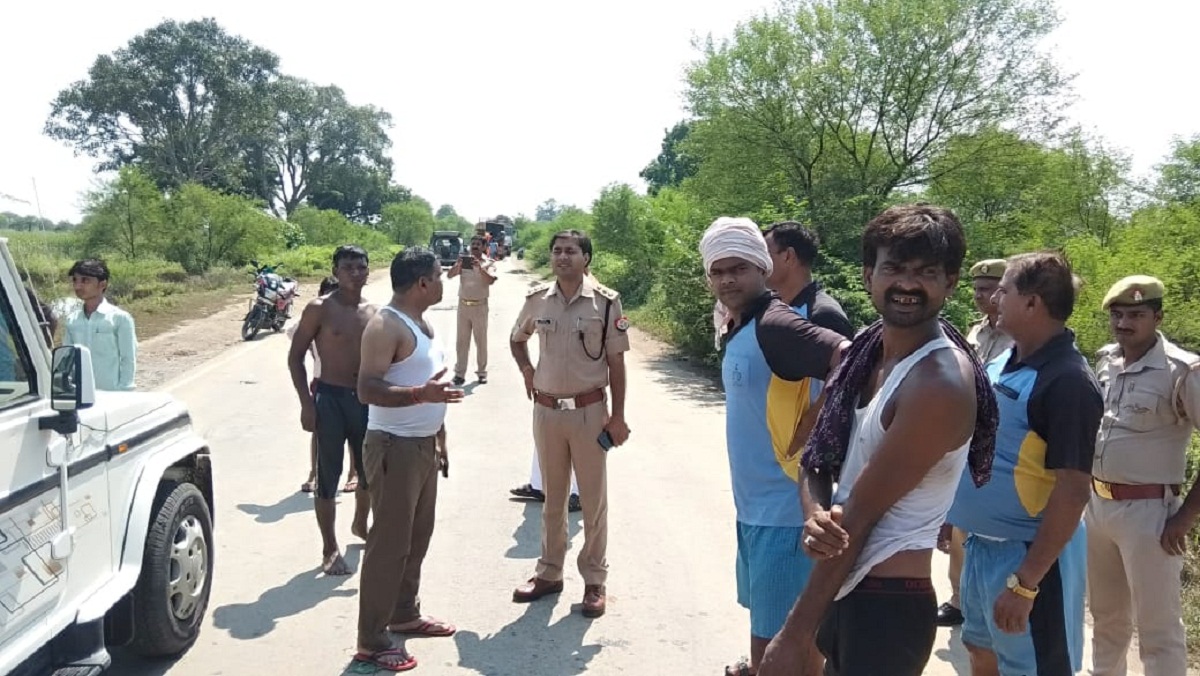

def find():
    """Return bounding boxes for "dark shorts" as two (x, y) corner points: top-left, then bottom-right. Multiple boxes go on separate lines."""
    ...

(314, 381), (368, 499)
(816, 577), (937, 676)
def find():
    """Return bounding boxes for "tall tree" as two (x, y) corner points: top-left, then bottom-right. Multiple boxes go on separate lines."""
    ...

(1154, 135), (1200, 206)
(639, 122), (699, 195)
(45, 18), (279, 193)
(242, 76), (394, 218)
(684, 0), (1071, 257)
(80, 166), (167, 260)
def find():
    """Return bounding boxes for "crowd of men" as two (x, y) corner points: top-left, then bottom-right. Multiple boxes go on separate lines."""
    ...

(283, 221), (629, 672)
(13, 202), (1197, 675)
(275, 203), (1200, 674)
(699, 206), (1199, 676)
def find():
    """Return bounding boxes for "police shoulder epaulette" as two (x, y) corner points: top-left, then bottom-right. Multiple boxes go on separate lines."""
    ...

(526, 282), (550, 298)
(595, 284), (619, 301)
(1095, 343), (1118, 361)
(1163, 340), (1200, 370)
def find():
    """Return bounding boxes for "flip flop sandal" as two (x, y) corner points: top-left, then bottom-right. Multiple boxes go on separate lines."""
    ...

(724, 659), (753, 676)
(353, 648), (417, 672)
(342, 480), (359, 492)
(390, 619), (457, 637)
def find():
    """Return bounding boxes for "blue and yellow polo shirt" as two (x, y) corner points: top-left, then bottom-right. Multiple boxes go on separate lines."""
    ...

(949, 330), (1103, 541)
(721, 291), (846, 527)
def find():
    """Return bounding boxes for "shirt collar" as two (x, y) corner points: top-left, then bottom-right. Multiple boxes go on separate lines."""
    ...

(1005, 329), (1078, 371)
(544, 275), (596, 302)
(787, 281), (820, 310)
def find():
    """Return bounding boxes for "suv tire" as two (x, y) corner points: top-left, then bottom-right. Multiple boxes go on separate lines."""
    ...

(129, 482), (213, 658)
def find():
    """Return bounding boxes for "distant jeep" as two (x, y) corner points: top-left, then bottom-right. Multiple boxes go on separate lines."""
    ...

(430, 231), (464, 267)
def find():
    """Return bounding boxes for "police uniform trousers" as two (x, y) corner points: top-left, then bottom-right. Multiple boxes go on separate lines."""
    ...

(1086, 490), (1188, 676)
(454, 299), (488, 378)
(532, 399), (608, 585)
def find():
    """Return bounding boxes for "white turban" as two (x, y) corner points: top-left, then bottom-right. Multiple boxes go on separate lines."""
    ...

(698, 217), (772, 349)
(699, 216), (773, 276)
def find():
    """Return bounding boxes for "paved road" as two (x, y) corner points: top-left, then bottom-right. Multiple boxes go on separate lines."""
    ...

(108, 260), (1146, 675)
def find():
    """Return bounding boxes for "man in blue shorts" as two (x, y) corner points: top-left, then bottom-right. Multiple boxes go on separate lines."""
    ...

(948, 251), (1103, 675)
(699, 217), (849, 676)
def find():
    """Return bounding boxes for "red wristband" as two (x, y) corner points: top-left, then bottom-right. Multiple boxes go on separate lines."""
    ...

(412, 387), (421, 404)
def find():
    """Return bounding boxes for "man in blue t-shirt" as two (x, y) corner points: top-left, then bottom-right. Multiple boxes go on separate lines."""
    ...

(700, 217), (848, 676)
(948, 251), (1103, 676)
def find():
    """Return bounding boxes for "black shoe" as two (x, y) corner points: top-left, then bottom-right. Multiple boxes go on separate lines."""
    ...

(510, 484), (546, 501)
(452, 376), (466, 386)
(568, 494), (582, 512)
(936, 602), (964, 627)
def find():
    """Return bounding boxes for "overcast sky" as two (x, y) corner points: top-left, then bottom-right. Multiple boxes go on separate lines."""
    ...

(1, 0), (1197, 224)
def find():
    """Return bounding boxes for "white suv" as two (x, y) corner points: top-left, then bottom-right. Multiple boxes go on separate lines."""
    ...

(0, 239), (214, 675)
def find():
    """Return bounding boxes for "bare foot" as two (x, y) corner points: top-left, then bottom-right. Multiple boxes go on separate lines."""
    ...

(322, 551), (352, 576)
(352, 521), (369, 540)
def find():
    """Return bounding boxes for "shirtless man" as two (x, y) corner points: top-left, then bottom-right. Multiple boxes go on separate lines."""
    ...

(288, 245), (376, 576)
(758, 204), (998, 676)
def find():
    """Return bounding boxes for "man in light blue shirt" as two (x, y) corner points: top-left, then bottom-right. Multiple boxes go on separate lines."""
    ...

(64, 259), (137, 391)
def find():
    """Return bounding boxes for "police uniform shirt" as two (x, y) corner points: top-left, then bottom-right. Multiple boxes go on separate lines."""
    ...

(1093, 334), (1200, 486)
(511, 276), (630, 396)
(459, 258), (496, 301)
(967, 317), (1013, 366)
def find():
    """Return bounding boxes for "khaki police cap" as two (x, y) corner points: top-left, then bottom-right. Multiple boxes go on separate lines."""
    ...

(969, 259), (1007, 279)
(1101, 275), (1164, 311)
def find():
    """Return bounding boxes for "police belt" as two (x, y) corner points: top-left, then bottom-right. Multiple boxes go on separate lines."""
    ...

(459, 298), (487, 306)
(1092, 478), (1181, 501)
(533, 388), (605, 411)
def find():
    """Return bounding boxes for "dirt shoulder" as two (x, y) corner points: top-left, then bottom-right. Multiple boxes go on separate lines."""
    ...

(135, 289), (260, 391)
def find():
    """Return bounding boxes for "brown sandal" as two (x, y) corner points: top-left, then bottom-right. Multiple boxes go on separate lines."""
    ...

(724, 660), (753, 676)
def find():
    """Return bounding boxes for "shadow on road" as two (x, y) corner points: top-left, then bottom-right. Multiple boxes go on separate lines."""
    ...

(932, 626), (970, 675)
(452, 596), (601, 675)
(506, 501), (582, 559)
(236, 491), (312, 524)
(211, 544), (363, 640)
(642, 354), (725, 410)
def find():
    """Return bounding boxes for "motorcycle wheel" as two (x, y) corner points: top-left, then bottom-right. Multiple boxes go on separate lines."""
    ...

(241, 307), (262, 341)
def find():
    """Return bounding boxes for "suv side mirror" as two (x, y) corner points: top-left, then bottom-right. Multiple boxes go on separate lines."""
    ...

(50, 345), (95, 412)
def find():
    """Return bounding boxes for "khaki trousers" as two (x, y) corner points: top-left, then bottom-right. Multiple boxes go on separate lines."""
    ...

(455, 301), (488, 378)
(1086, 492), (1187, 676)
(357, 430), (439, 652)
(532, 400), (608, 585)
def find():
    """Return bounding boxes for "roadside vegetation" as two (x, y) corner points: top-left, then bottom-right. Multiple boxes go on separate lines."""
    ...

(515, 0), (1200, 658)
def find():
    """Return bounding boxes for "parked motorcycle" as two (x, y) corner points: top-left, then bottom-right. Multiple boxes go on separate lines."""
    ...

(241, 260), (298, 341)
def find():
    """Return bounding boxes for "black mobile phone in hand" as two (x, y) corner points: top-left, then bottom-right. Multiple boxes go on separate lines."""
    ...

(597, 430), (614, 451)
(460, 255), (473, 269)
(439, 455), (449, 478)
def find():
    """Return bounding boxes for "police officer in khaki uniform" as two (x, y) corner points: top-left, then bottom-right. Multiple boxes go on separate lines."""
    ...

(937, 257), (1015, 627)
(966, 258), (1014, 364)
(509, 230), (630, 618)
(448, 235), (497, 385)
(1087, 275), (1200, 676)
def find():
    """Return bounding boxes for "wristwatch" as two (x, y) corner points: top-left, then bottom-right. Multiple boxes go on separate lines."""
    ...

(1006, 574), (1038, 600)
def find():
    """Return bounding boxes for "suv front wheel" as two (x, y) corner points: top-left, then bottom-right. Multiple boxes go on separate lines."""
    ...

(129, 481), (214, 658)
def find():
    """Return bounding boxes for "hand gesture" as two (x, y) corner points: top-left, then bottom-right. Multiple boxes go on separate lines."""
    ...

(992, 588), (1034, 634)
(300, 400), (317, 433)
(418, 368), (465, 404)
(1161, 511), (1195, 556)
(802, 505), (848, 559)
(522, 366), (535, 400)
(604, 414), (631, 446)
(937, 522), (954, 553)
(757, 631), (822, 676)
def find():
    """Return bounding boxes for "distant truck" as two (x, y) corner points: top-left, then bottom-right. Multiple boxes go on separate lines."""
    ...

(430, 231), (464, 267)
(0, 238), (214, 675)
(482, 219), (512, 259)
